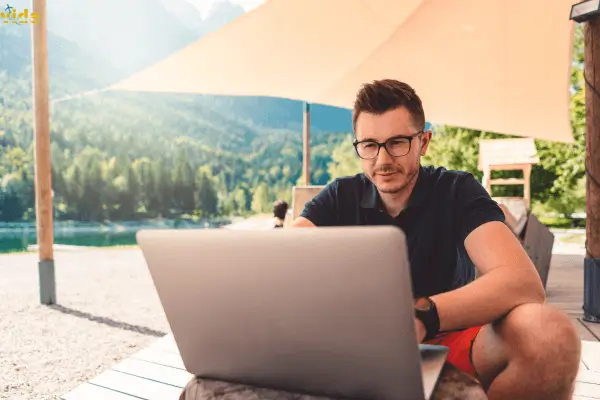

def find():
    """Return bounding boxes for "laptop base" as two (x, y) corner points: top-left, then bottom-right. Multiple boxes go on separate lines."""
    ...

(420, 344), (450, 399)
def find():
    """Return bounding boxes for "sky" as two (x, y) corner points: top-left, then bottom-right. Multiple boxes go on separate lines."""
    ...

(189, 0), (266, 16)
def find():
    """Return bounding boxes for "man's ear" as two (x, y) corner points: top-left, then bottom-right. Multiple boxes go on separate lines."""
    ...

(420, 130), (432, 156)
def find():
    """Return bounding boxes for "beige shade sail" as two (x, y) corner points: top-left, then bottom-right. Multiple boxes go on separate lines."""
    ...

(110, 0), (576, 143)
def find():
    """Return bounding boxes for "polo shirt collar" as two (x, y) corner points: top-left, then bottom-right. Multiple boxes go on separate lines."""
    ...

(359, 166), (430, 209)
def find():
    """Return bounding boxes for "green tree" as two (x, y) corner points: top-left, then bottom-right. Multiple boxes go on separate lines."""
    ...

(531, 24), (586, 214)
(251, 183), (270, 214)
(133, 157), (155, 213)
(113, 164), (140, 219)
(0, 174), (27, 221)
(328, 136), (361, 179)
(232, 187), (250, 214)
(544, 176), (586, 217)
(173, 152), (196, 214)
(220, 194), (237, 216)
(196, 168), (219, 217)
(64, 164), (84, 219)
(152, 160), (173, 217)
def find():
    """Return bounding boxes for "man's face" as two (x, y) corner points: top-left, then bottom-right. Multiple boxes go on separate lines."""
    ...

(354, 107), (431, 194)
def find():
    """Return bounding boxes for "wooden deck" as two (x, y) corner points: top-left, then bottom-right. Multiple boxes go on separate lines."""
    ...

(61, 335), (600, 400)
(61, 244), (600, 399)
(545, 252), (600, 342)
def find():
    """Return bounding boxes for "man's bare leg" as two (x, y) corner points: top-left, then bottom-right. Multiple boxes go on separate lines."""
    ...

(471, 303), (581, 400)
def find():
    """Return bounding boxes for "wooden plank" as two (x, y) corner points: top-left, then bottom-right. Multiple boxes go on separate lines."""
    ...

(578, 368), (600, 386)
(582, 320), (600, 340)
(489, 178), (526, 185)
(147, 334), (179, 354)
(582, 341), (600, 372)
(62, 382), (143, 399)
(488, 164), (535, 171)
(545, 251), (591, 328)
(130, 347), (186, 370)
(89, 370), (183, 399)
(576, 319), (600, 342)
(112, 358), (193, 388)
(574, 381), (600, 399)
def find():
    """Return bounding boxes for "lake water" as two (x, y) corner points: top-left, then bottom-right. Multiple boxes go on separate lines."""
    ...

(0, 219), (232, 254)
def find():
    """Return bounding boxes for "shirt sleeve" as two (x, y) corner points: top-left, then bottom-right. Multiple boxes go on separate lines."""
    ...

(455, 173), (506, 242)
(299, 181), (339, 226)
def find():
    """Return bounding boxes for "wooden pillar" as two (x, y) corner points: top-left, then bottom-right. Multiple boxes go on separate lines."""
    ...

(302, 102), (311, 186)
(523, 164), (532, 210)
(31, 0), (56, 305)
(584, 16), (600, 322)
(482, 167), (491, 194)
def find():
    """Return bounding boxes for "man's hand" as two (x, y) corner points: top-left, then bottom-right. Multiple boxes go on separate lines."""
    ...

(414, 317), (426, 343)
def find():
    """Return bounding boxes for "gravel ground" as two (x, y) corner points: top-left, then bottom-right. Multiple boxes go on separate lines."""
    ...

(0, 248), (170, 400)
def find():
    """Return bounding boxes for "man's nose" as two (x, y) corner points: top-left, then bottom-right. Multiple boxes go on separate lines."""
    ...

(376, 145), (394, 164)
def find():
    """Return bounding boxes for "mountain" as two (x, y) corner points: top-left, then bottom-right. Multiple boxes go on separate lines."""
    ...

(2, 0), (352, 132)
(160, 0), (205, 32)
(194, 95), (352, 133)
(0, 0), (355, 223)
(0, 24), (117, 100)
(200, 0), (245, 35)
(45, 0), (198, 80)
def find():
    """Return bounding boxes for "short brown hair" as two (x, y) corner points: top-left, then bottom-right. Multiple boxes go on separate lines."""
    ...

(352, 79), (425, 132)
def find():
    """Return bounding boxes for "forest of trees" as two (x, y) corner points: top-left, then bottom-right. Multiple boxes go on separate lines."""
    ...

(0, 78), (352, 222)
(0, 26), (588, 225)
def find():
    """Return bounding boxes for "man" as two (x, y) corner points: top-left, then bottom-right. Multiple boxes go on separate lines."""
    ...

(292, 79), (581, 399)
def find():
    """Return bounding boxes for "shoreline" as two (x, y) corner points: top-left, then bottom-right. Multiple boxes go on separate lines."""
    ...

(0, 216), (240, 233)
(0, 228), (587, 256)
(0, 215), (274, 254)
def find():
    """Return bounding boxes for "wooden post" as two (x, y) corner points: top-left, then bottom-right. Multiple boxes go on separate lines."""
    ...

(302, 102), (310, 186)
(31, 0), (56, 305)
(482, 167), (491, 194)
(523, 164), (532, 210)
(583, 16), (600, 323)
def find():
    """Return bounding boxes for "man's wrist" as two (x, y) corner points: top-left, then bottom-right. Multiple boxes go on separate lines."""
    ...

(414, 297), (441, 341)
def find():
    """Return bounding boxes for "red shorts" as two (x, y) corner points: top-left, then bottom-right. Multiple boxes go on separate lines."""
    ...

(423, 325), (483, 376)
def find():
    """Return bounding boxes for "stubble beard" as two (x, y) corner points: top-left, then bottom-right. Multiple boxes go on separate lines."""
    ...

(373, 159), (420, 194)
(377, 169), (417, 194)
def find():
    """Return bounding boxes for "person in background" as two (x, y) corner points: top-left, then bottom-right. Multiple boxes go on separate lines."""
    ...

(272, 200), (288, 228)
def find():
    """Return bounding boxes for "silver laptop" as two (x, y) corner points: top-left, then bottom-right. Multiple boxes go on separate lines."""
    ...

(137, 226), (448, 400)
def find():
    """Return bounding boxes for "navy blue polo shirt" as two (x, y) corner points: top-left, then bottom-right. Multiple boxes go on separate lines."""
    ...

(300, 165), (505, 298)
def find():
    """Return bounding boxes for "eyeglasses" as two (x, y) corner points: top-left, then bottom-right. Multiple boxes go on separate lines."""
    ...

(352, 131), (423, 160)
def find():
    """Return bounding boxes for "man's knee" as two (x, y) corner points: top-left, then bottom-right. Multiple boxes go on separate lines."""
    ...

(498, 303), (581, 372)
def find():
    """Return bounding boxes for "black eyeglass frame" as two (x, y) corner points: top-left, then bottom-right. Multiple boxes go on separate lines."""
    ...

(352, 131), (424, 160)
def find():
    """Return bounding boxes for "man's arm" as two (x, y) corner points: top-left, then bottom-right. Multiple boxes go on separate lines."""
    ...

(430, 175), (545, 332)
(292, 216), (317, 228)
